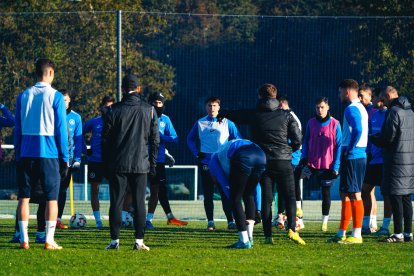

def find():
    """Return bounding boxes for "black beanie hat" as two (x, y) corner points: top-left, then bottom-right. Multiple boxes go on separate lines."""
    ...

(148, 92), (166, 103)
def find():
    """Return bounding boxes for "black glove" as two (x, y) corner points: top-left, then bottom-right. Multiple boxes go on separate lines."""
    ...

(197, 152), (206, 161)
(298, 158), (307, 167)
(149, 166), (157, 181)
(59, 159), (69, 179)
(216, 113), (224, 123)
(71, 161), (81, 172)
(87, 148), (92, 156)
(320, 169), (339, 180)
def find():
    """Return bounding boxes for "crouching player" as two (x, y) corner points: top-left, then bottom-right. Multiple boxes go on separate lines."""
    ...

(209, 139), (266, 249)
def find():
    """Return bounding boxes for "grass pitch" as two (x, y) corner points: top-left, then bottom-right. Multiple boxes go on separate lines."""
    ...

(1, 219), (414, 275)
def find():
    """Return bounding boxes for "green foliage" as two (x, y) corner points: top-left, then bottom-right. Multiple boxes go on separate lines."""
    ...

(1, 220), (414, 275)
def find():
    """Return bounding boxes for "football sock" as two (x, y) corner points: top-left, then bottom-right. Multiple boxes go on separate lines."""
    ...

(239, 231), (249, 243)
(18, 221), (29, 243)
(382, 217), (391, 229)
(370, 215), (377, 229)
(135, 239), (144, 246)
(111, 239), (119, 245)
(322, 215), (329, 224)
(146, 213), (154, 222)
(57, 217), (62, 222)
(247, 220), (255, 240)
(166, 212), (174, 220)
(36, 231), (45, 239)
(362, 216), (370, 229)
(93, 211), (102, 223)
(337, 229), (346, 237)
(339, 200), (352, 231)
(351, 200), (364, 238)
(121, 211), (128, 222)
(296, 201), (302, 209)
(45, 221), (57, 244)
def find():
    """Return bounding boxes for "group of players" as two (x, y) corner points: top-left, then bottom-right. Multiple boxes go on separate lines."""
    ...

(3, 57), (414, 250)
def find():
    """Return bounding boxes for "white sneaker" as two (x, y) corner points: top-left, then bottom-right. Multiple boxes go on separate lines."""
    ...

(133, 243), (150, 251)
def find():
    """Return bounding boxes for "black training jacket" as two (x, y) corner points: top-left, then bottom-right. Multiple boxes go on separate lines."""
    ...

(101, 93), (159, 174)
(220, 98), (302, 161)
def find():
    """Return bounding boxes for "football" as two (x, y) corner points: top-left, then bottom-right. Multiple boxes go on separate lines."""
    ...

(123, 212), (134, 227)
(284, 216), (303, 231)
(70, 213), (87, 229)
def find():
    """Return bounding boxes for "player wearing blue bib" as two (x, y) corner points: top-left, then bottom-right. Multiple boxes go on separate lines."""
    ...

(0, 103), (15, 162)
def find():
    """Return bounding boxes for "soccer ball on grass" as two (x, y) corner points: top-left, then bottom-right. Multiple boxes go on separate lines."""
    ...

(70, 213), (87, 229)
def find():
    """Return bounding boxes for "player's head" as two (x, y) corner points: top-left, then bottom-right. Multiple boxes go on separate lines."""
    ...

(372, 87), (385, 109)
(277, 94), (289, 110)
(315, 97), (330, 119)
(59, 88), (71, 110)
(381, 86), (398, 107)
(205, 96), (221, 118)
(358, 84), (372, 107)
(35, 58), (55, 83)
(148, 92), (166, 117)
(338, 79), (359, 104)
(101, 95), (115, 108)
(121, 73), (140, 93)
(258, 83), (277, 99)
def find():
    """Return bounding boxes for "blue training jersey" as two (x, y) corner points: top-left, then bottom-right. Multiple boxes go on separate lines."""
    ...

(369, 108), (387, 165)
(157, 114), (178, 163)
(67, 110), (82, 164)
(14, 82), (69, 162)
(187, 116), (241, 164)
(83, 116), (104, 162)
(342, 99), (368, 160)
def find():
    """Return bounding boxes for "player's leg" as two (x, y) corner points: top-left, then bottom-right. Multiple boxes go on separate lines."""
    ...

(36, 202), (46, 243)
(402, 194), (413, 242)
(254, 183), (262, 225)
(276, 161), (296, 232)
(122, 191), (133, 227)
(321, 184), (331, 232)
(130, 173), (149, 250)
(146, 167), (160, 229)
(376, 194), (392, 236)
(106, 173), (128, 249)
(200, 164), (215, 230)
(293, 165), (303, 218)
(260, 171), (274, 243)
(9, 208), (20, 243)
(89, 162), (103, 228)
(57, 170), (72, 229)
(382, 194), (404, 242)
(244, 173), (261, 246)
(216, 177), (236, 229)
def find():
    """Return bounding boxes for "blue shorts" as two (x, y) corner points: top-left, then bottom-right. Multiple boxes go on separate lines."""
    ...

(231, 144), (266, 178)
(18, 158), (60, 201)
(340, 158), (366, 193)
(88, 162), (105, 182)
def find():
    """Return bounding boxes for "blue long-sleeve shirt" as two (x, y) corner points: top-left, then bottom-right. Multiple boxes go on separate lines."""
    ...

(67, 110), (82, 164)
(157, 114), (178, 163)
(83, 116), (103, 162)
(0, 105), (15, 130)
(187, 116), (241, 164)
(369, 108), (387, 165)
(341, 99), (368, 159)
(14, 82), (69, 162)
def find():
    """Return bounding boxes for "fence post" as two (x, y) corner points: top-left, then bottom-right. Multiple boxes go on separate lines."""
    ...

(116, 10), (122, 102)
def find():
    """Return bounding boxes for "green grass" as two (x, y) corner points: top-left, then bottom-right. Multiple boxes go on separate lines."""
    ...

(1, 219), (414, 275)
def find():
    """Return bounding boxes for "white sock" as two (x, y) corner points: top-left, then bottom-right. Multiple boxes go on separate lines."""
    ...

(45, 221), (57, 244)
(370, 215), (377, 229)
(146, 213), (154, 222)
(382, 217), (391, 229)
(111, 239), (119, 245)
(337, 229), (346, 237)
(362, 216), (370, 229)
(296, 201), (302, 209)
(166, 212), (174, 220)
(239, 231), (249, 243)
(93, 211), (101, 222)
(322, 215), (329, 224)
(135, 239), (144, 246)
(18, 221), (29, 243)
(247, 220), (255, 240)
(352, 228), (362, 238)
(122, 211), (128, 222)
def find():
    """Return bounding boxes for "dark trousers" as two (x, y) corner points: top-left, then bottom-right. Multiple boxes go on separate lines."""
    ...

(261, 160), (296, 237)
(389, 194), (413, 234)
(199, 163), (233, 222)
(148, 164), (172, 215)
(277, 164), (302, 214)
(109, 173), (147, 240)
(58, 170), (73, 219)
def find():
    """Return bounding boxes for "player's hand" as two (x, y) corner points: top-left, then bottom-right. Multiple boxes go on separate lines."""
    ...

(71, 161), (81, 171)
(59, 159), (69, 179)
(298, 158), (307, 167)
(216, 113), (224, 123)
(197, 152), (206, 161)
(87, 148), (92, 156)
(320, 169), (339, 180)
(149, 166), (157, 179)
(165, 152), (175, 168)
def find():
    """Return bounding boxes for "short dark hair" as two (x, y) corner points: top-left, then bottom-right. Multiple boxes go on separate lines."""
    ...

(338, 79), (359, 91)
(58, 88), (69, 96)
(205, 96), (220, 105)
(258, 83), (277, 99)
(359, 83), (372, 96)
(35, 58), (55, 78)
(315, 96), (329, 105)
(277, 94), (289, 103)
(101, 95), (115, 106)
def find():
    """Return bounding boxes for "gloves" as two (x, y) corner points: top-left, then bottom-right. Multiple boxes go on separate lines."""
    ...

(165, 150), (175, 168)
(59, 159), (69, 179)
(320, 169), (339, 180)
(71, 161), (81, 171)
(87, 148), (93, 156)
(197, 152), (206, 161)
(216, 113), (224, 123)
(298, 158), (307, 167)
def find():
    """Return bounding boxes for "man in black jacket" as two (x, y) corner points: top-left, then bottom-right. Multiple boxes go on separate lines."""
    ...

(102, 73), (160, 250)
(218, 83), (304, 245)
(372, 86), (414, 243)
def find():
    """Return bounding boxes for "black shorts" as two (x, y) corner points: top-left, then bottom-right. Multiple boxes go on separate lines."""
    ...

(365, 163), (383, 186)
(88, 162), (105, 182)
